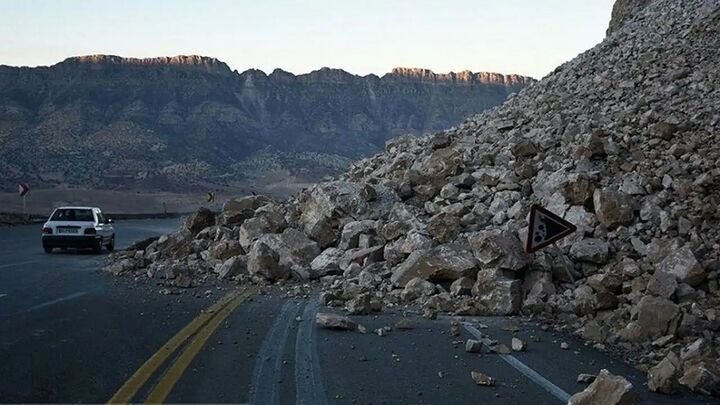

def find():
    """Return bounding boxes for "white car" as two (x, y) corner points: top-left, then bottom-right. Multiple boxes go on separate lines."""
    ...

(41, 206), (115, 253)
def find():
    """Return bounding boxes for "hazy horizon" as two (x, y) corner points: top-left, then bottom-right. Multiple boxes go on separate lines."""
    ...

(1, 0), (615, 80)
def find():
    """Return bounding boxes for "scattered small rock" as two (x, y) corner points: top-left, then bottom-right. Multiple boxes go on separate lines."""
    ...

(577, 373), (596, 384)
(511, 337), (527, 352)
(315, 313), (364, 333)
(449, 322), (461, 337)
(465, 339), (482, 353)
(394, 318), (415, 330)
(471, 371), (496, 386)
(568, 369), (635, 405)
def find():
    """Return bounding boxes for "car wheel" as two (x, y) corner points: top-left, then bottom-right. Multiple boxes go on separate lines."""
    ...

(44, 246), (53, 254)
(107, 235), (115, 252)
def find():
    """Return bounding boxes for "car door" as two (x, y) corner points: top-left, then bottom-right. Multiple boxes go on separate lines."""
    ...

(98, 210), (113, 240)
(94, 210), (108, 242)
(98, 211), (115, 238)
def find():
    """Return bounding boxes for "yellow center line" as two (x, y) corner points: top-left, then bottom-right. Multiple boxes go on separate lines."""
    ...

(144, 290), (253, 404)
(107, 290), (242, 404)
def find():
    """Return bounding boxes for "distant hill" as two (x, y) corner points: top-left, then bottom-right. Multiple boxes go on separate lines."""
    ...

(0, 55), (534, 192)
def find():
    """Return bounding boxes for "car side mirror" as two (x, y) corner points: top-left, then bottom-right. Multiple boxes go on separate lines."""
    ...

(107, 218), (114, 224)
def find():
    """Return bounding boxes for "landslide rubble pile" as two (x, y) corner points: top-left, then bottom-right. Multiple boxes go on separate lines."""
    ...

(107, 0), (720, 397)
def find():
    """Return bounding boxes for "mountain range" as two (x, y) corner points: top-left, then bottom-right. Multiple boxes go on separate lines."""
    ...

(0, 56), (534, 193)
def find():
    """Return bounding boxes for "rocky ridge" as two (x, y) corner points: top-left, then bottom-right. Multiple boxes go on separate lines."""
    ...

(58, 54), (234, 75)
(0, 57), (532, 192)
(106, 0), (720, 398)
(388, 67), (532, 86)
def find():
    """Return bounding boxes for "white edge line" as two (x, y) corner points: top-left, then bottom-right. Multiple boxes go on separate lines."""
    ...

(0, 260), (42, 270)
(27, 291), (89, 312)
(462, 322), (571, 403)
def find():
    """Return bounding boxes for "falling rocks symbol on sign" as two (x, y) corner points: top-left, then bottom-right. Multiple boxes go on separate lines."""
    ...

(525, 204), (577, 253)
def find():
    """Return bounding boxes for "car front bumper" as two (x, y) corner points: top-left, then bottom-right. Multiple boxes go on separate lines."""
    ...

(42, 235), (102, 249)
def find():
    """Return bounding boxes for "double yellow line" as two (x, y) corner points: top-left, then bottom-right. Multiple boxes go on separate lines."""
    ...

(108, 289), (254, 404)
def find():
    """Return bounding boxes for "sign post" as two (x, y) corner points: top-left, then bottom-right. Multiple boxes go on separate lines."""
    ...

(525, 204), (577, 253)
(18, 183), (30, 214)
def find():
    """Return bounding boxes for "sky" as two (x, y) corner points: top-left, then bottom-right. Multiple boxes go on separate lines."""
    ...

(0, 0), (615, 79)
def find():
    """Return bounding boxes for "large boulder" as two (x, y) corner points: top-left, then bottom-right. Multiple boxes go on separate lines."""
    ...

(531, 168), (570, 202)
(593, 189), (634, 229)
(238, 214), (285, 251)
(467, 231), (531, 271)
(252, 228), (321, 280)
(450, 277), (475, 296)
(522, 271), (555, 312)
(309, 248), (344, 278)
(401, 277), (437, 301)
(570, 238), (610, 264)
(471, 269), (521, 315)
(208, 240), (244, 261)
(647, 352), (681, 394)
(656, 245), (705, 286)
(220, 195), (271, 225)
(646, 270), (678, 298)
(184, 208), (216, 236)
(345, 293), (372, 315)
(300, 181), (365, 247)
(568, 369), (635, 405)
(338, 220), (377, 250)
(300, 181), (398, 246)
(563, 175), (596, 205)
(426, 212), (461, 243)
(679, 361), (720, 395)
(399, 230), (435, 254)
(390, 243), (477, 287)
(621, 296), (679, 342)
(378, 203), (425, 240)
(409, 147), (460, 186)
(277, 228), (321, 267)
(156, 232), (193, 260)
(338, 246), (385, 272)
(247, 241), (288, 280)
(216, 255), (248, 280)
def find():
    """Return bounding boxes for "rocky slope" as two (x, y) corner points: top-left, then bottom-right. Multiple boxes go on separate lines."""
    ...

(106, 0), (720, 398)
(0, 57), (532, 192)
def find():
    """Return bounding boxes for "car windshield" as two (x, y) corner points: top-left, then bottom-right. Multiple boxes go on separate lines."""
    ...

(50, 209), (94, 222)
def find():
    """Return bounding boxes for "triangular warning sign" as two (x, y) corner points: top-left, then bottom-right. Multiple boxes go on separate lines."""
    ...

(525, 204), (577, 253)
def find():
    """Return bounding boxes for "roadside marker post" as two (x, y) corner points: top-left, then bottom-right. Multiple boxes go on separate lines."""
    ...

(18, 183), (30, 214)
(525, 204), (577, 253)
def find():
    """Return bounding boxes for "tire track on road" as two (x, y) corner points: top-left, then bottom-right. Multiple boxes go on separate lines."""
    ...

(295, 299), (328, 405)
(249, 300), (303, 405)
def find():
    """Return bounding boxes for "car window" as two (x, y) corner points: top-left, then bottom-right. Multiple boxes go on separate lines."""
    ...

(50, 209), (95, 222)
(96, 212), (105, 223)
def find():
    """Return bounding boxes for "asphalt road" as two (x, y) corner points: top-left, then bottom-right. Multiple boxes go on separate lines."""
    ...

(0, 220), (712, 404)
